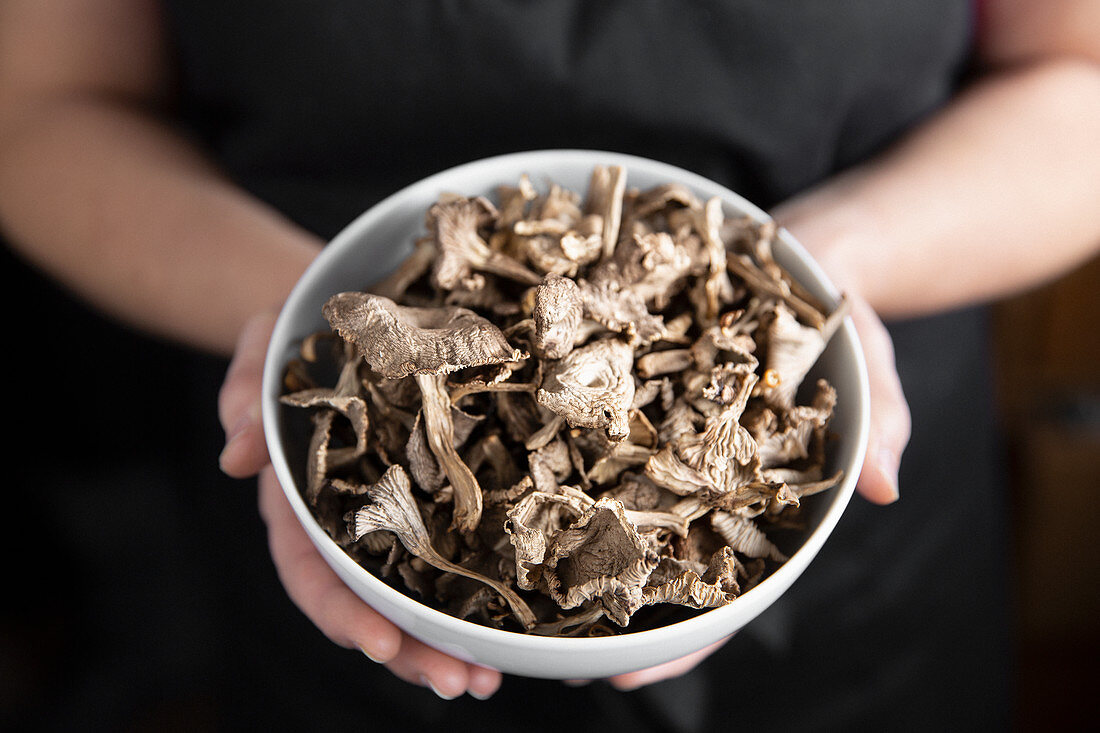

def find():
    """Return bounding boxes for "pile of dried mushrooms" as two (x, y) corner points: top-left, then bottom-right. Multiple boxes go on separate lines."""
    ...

(280, 165), (848, 636)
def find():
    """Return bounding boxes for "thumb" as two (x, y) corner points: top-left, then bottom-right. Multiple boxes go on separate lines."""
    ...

(218, 310), (279, 478)
(848, 295), (911, 504)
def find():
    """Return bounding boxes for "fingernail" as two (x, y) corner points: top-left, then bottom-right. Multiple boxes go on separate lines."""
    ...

(227, 413), (253, 442)
(878, 448), (900, 501)
(467, 689), (494, 701)
(218, 433), (243, 473)
(226, 402), (261, 442)
(358, 645), (386, 664)
(219, 421), (252, 469)
(420, 675), (459, 700)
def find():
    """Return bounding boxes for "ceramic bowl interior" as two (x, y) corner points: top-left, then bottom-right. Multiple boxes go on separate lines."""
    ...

(262, 149), (869, 679)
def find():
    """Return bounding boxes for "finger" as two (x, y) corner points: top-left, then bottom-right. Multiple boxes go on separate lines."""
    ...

(466, 664), (503, 700)
(218, 311), (279, 477)
(607, 637), (730, 691)
(258, 468), (402, 662)
(383, 634), (471, 700)
(848, 296), (911, 504)
(219, 418), (269, 479)
(218, 310), (277, 428)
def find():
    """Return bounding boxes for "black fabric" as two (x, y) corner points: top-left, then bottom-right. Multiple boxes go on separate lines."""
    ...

(5, 1), (1011, 730)
(164, 0), (972, 236)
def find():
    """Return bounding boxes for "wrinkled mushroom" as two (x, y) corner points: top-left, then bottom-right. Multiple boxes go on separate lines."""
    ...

(542, 497), (659, 626)
(504, 489), (591, 591)
(517, 189), (604, 278)
(323, 291), (526, 379)
(280, 349), (371, 460)
(428, 195), (543, 290)
(414, 373), (484, 533)
(576, 277), (667, 346)
(692, 197), (737, 322)
(642, 546), (740, 609)
(531, 273), (584, 359)
(351, 465), (537, 629)
(583, 165), (626, 259)
(537, 338), (636, 441)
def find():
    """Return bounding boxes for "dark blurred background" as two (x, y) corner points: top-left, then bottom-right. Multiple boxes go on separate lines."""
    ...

(993, 253), (1100, 730)
(2, 239), (1098, 730)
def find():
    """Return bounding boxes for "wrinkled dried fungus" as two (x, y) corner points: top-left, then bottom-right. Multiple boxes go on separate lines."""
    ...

(280, 166), (848, 636)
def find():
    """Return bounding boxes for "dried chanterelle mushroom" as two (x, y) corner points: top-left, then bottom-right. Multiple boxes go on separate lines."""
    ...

(280, 165), (849, 636)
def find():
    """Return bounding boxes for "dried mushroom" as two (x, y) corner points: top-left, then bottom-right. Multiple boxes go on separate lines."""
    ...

(536, 337), (636, 441)
(531, 273), (584, 359)
(280, 166), (848, 635)
(322, 292), (525, 378)
(349, 465), (536, 629)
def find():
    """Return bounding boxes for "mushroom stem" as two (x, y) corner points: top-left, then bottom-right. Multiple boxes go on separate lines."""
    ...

(352, 466), (536, 630)
(584, 165), (626, 259)
(415, 373), (484, 533)
(725, 253), (826, 329)
(449, 379), (538, 403)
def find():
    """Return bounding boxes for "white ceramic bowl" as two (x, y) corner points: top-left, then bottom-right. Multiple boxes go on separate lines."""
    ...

(262, 149), (869, 679)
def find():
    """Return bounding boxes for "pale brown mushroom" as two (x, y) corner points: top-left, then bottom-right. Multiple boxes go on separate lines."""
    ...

(624, 231), (695, 310)
(536, 337), (636, 441)
(641, 546), (740, 609)
(504, 489), (591, 591)
(636, 348), (694, 379)
(367, 237), (436, 302)
(542, 497), (660, 626)
(692, 197), (737, 322)
(428, 195), (543, 290)
(527, 436), (574, 494)
(587, 439), (656, 486)
(583, 165), (626, 259)
(576, 277), (667, 346)
(628, 181), (701, 221)
(531, 273), (584, 359)
(323, 291), (526, 379)
(414, 373), (484, 533)
(351, 465), (537, 629)
(645, 445), (713, 496)
(512, 183), (603, 277)
(280, 350), (371, 459)
(709, 510), (787, 562)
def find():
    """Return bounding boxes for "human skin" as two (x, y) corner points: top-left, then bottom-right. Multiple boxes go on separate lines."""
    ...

(1, 0), (1098, 701)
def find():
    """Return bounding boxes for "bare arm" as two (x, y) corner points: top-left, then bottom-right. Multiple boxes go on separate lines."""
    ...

(773, 0), (1100, 319)
(0, 0), (321, 355)
(0, 0), (506, 700)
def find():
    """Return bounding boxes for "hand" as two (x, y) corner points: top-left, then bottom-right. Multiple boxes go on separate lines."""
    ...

(218, 311), (503, 700)
(771, 201), (912, 505)
(843, 292), (910, 504)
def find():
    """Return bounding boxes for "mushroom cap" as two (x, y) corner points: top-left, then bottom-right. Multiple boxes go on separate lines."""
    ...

(536, 337), (636, 441)
(323, 291), (526, 379)
(531, 273), (584, 360)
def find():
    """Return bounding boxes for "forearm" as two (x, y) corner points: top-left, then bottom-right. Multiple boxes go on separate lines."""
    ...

(774, 59), (1100, 319)
(0, 96), (321, 355)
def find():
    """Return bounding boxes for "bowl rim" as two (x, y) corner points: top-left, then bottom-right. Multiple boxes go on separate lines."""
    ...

(262, 148), (870, 653)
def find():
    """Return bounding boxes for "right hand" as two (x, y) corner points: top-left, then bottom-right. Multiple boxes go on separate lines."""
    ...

(218, 311), (503, 700)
